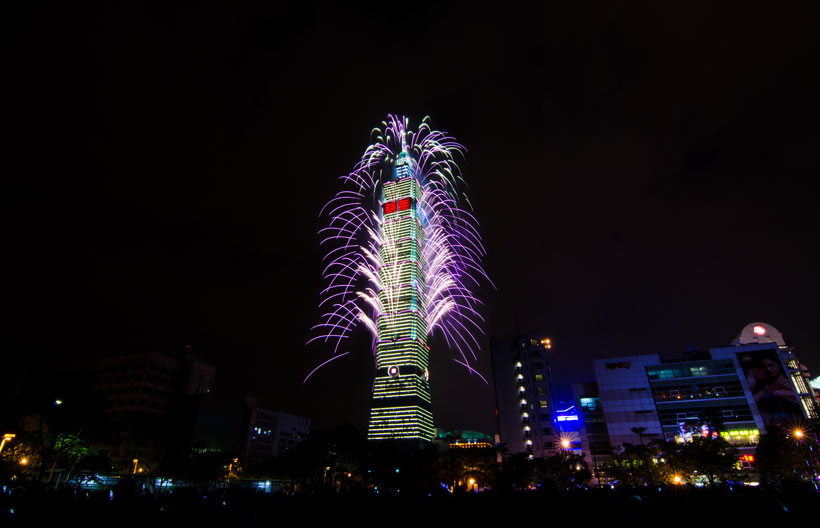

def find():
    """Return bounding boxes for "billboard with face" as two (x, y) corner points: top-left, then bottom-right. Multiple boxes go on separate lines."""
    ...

(737, 349), (802, 423)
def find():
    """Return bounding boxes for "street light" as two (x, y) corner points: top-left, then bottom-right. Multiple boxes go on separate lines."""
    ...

(0, 433), (16, 454)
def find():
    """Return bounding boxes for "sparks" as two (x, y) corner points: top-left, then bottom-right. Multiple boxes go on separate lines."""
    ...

(306, 115), (491, 401)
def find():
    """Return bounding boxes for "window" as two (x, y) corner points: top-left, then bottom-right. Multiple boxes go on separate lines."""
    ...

(580, 397), (599, 412)
(537, 387), (546, 395)
(542, 427), (553, 436)
(534, 374), (544, 382)
(690, 366), (708, 377)
(539, 400), (548, 408)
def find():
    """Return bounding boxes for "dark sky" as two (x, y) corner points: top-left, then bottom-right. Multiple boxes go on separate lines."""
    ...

(5, 2), (819, 433)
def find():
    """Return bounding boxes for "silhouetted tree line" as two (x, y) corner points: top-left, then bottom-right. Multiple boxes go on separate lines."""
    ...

(3, 392), (819, 495)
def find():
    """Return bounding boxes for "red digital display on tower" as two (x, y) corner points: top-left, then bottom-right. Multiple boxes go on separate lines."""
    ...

(398, 198), (411, 211)
(383, 201), (397, 214)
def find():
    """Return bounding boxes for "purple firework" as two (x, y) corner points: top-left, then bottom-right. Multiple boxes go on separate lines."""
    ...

(306, 115), (491, 383)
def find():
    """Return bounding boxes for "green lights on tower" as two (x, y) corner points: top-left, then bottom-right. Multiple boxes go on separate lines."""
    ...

(367, 153), (434, 442)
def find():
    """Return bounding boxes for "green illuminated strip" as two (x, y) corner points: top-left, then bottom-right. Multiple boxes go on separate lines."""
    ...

(383, 178), (420, 202)
(367, 405), (435, 440)
(373, 376), (432, 402)
(375, 341), (430, 369)
(368, 170), (432, 443)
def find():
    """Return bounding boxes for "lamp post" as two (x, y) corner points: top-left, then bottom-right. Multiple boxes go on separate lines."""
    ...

(0, 433), (15, 454)
(791, 427), (818, 491)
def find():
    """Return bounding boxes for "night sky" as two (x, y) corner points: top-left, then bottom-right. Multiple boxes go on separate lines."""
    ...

(5, 3), (819, 433)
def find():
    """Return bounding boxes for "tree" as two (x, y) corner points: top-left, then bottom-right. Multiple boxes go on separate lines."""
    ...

(606, 441), (665, 487)
(535, 452), (591, 490)
(495, 452), (536, 491)
(682, 435), (738, 486)
(8, 393), (108, 487)
(432, 445), (497, 492)
(756, 420), (820, 489)
(221, 457), (243, 484)
(653, 440), (697, 485)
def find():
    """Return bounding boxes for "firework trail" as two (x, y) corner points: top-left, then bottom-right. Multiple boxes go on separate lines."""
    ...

(306, 115), (491, 384)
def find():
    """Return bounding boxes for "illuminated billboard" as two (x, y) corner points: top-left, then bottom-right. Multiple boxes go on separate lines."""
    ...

(737, 349), (802, 424)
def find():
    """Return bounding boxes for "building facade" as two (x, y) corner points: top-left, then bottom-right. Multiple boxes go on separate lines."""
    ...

(571, 381), (612, 475)
(93, 349), (215, 420)
(729, 322), (818, 421)
(593, 354), (664, 449)
(645, 349), (762, 448)
(245, 405), (310, 460)
(367, 152), (434, 443)
(491, 333), (557, 458)
(592, 323), (819, 457)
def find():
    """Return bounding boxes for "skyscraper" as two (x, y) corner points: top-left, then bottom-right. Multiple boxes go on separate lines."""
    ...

(310, 116), (489, 446)
(491, 333), (558, 457)
(367, 152), (434, 443)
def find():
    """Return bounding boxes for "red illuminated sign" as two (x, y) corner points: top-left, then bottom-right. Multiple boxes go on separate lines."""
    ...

(383, 198), (412, 215)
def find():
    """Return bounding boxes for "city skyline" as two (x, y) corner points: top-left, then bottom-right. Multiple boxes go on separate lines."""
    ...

(5, 3), (819, 434)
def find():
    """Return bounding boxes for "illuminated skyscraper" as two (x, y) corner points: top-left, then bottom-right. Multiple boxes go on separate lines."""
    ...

(309, 116), (489, 447)
(367, 152), (434, 442)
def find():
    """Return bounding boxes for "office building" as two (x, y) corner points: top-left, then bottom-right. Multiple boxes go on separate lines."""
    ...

(593, 322), (818, 456)
(93, 349), (215, 420)
(593, 353), (665, 449)
(491, 333), (557, 458)
(571, 381), (612, 476)
(245, 403), (310, 460)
